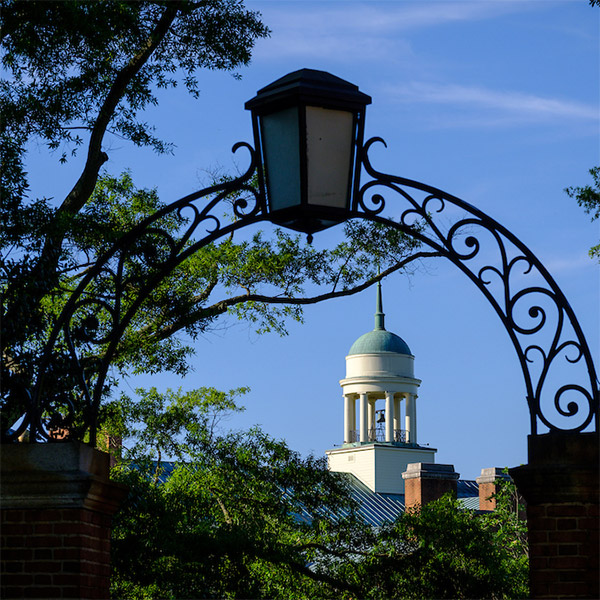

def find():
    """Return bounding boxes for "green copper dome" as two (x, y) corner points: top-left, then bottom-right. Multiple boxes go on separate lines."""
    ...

(349, 329), (411, 356)
(348, 280), (412, 356)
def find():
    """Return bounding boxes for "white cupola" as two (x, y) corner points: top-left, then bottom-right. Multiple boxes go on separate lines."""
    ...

(340, 280), (421, 445)
(327, 282), (436, 494)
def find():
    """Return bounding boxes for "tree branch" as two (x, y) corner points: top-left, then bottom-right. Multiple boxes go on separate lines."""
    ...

(146, 251), (441, 342)
(33, 4), (182, 307)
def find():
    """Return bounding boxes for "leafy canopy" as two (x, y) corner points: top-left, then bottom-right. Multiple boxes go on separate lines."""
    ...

(106, 387), (528, 600)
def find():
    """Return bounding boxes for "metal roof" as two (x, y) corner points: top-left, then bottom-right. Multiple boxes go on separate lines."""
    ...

(343, 474), (405, 525)
(150, 462), (479, 527)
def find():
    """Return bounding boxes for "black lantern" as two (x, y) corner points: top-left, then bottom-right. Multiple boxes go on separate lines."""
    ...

(246, 69), (371, 237)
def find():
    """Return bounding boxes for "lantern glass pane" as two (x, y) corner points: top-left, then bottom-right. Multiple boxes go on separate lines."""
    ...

(306, 106), (354, 208)
(261, 107), (301, 211)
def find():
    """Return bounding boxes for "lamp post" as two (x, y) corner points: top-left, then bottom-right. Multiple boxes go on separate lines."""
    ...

(245, 68), (371, 240)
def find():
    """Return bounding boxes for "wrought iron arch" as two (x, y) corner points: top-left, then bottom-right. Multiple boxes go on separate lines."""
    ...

(5, 138), (598, 444)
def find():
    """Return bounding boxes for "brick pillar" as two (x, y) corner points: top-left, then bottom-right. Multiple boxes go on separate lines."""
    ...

(1, 442), (127, 600)
(402, 463), (459, 510)
(510, 432), (599, 600)
(476, 467), (511, 511)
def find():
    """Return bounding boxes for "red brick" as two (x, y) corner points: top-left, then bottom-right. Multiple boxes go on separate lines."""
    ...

(33, 523), (53, 535)
(24, 587), (62, 598)
(535, 517), (558, 530)
(54, 548), (80, 560)
(2, 573), (33, 586)
(559, 570), (589, 582)
(547, 504), (588, 517)
(4, 536), (26, 548)
(61, 587), (83, 598)
(587, 504), (599, 517)
(80, 548), (103, 563)
(2, 548), (32, 561)
(62, 561), (82, 573)
(2, 560), (24, 573)
(556, 518), (577, 530)
(53, 523), (86, 535)
(549, 555), (588, 569)
(528, 530), (548, 544)
(2, 523), (33, 536)
(78, 510), (94, 524)
(62, 535), (85, 548)
(530, 569), (559, 584)
(89, 511), (103, 523)
(528, 505), (547, 518)
(34, 574), (53, 585)
(530, 556), (550, 570)
(30, 535), (62, 548)
(579, 517), (599, 531)
(530, 543), (557, 557)
(24, 560), (61, 573)
(4, 586), (27, 598)
(52, 573), (81, 586)
(548, 581), (589, 596)
(549, 530), (589, 544)
(3, 510), (24, 522)
(33, 548), (53, 560)
(27, 509), (62, 521)
(558, 544), (579, 555)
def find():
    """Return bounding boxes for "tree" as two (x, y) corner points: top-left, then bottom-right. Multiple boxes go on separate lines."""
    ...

(103, 387), (365, 599)
(1, 1), (435, 440)
(327, 491), (528, 600)
(106, 387), (528, 600)
(564, 166), (600, 262)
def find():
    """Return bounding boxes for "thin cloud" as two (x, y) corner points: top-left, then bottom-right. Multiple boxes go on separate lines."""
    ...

(253, 0), (537, 62)
(261, 1), (532, 35)
(383, 81), (599, 123)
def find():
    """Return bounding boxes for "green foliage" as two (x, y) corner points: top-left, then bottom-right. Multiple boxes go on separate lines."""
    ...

(107, 388), (528, 600)
(106, 387), (361, 599)
(565, 166), (600, 261)
(1, 1), (268, 161)
(0, 0), (269, 437)
(326, 489), (528, 600)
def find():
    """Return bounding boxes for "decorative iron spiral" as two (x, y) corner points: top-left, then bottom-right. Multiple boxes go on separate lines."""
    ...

(11, 143), (266, 444)
(5, 136), (597, 444)
(355, 137), (598, 434)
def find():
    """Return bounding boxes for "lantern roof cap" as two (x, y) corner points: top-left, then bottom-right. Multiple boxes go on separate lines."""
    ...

(245, 68), (372, 113)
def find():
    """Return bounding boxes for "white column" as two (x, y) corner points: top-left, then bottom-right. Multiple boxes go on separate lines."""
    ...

(368, 397), (375, 441)
(359, 392), (368, 443)
(344, 395), (354, 443)
(385, 392), (394, 442)
(394, 396), (401, 441)
(405, 393), (417, 444)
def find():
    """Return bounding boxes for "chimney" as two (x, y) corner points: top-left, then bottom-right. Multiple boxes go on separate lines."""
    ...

(402, 463), (459, 510)
(476, 467), (511, 511)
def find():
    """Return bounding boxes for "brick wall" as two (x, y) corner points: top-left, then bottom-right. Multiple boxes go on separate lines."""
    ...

(1, 443), (127, 600)
(1, 508), (112, 599)
(510, 432), (599, 600)
(527, 502), (599, 599)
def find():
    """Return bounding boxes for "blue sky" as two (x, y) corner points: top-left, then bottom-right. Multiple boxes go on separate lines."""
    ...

(26, 0), (598, 479)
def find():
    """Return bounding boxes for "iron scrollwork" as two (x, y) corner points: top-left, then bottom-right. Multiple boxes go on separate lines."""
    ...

(4, 135), (598, 444)
(354, 137), (599, 435)
(4, 142), (266, 445)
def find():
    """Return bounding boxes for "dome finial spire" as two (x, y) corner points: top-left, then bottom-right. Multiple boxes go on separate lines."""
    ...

(375, 275), (385, 331)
